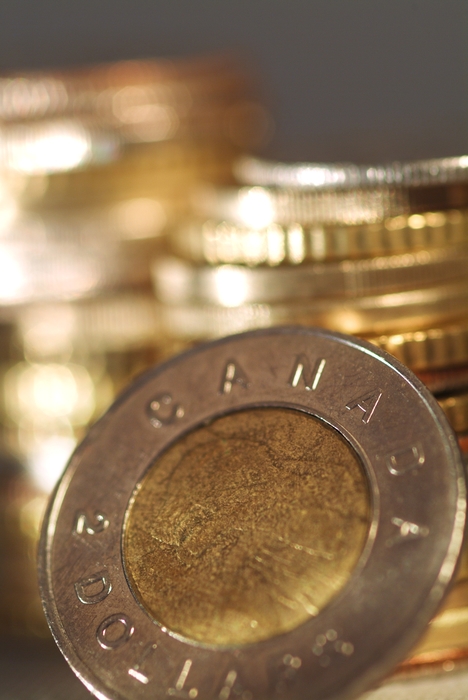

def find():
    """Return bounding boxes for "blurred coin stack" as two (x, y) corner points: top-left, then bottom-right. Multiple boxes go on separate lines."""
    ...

(0, 56), (270, 635)
(152, 154), (468, 674)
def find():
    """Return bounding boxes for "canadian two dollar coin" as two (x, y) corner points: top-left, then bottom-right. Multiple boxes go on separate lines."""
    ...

(38, 327), (466, 700)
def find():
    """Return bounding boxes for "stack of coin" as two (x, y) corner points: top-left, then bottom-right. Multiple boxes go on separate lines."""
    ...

(151, 154), (468, 675)
(0, 55), (269, 478)
(0, 56), (269, 636)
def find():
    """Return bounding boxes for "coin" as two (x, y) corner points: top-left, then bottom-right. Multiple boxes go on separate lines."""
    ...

(414, 366), (468, 395)
(438, 392), (468, 434)
(190, 184), (411, 226)
(0, 239), (159, 305)
(235, 155), (468, 190)
(171, 209), (468, 265)
(39, 327), (465, 700)
(5, 140), (237, 210)
(0, 57), (268, 151)
(1, 198), (169, 244)
(0, 119), (122, 174)
(152, 248), (468, 306)
(369, 321), (468, 371)
(155, 282), (468, 339)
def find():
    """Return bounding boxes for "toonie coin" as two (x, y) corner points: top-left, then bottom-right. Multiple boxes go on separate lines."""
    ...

(39, 327), (466, 700)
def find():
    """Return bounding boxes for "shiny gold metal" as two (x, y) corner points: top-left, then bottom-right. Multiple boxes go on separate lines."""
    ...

(172, 209), (468, 265)
(369, 321), (468, 371)
(414, 366), (468, 395)
(125, 407), (369, 646)
(191, 184), (411, 226)
(0, 57), (269, 150)
(152, 247), (468, 307)
(3, 141), (238, 209)
(397, 546), (468, 674)
(190, 181), (468, 227)
(2, 198), (169, 244)
(0, 119), (122, 174)
(0, 238), (162, 305)
(438, 392), (468, 434)
(155, 282), (468, 340)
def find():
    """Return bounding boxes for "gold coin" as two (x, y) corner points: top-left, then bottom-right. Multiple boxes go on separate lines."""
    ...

(369, 321), (468, 371)
(0, 119), (122, 174)
(191, 180), (468, 226)
(397, 579), (468, 673)
(124, 407), (369, 646)
(438, 392), (468, 434)
(414, 366), (468, 394)
(152, 247), (468, 306)
(156, 283), (468, 340)
(191, 184), (411, 226)
(172, 209), (468, 265)
(0, 56), (269, 149)
(5, 141), (237, 209)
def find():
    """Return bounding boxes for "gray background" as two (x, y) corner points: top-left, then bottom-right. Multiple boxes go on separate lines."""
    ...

(0, 0), (467, 162)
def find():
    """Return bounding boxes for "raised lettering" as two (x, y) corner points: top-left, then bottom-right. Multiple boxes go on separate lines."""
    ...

(220, 360), (250, 395)
(75, 511), (109, 536)
(97, 613), (134, 650)
(219, 671), (237, 700)
(74, 571), (112, 604)
(345, 389), (382, 424)
(288, 356), (326, 391)
(385, 442), (425, 475)
(148, 394), (184, 428)
(128, 643), (158, 684)
(386, 517), (429, 547)
(311, 629), (354, 668)
(167, 659), (198, 698)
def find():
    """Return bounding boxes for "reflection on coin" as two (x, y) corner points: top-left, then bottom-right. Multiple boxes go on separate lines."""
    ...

(39, 328), (465, 700)
(438, 392), (468, 434)
(369, 321), (468, 371)
(125, 408), (369, 646)
(152, 248), (468, 306)
(155, 282), (468, 339)
(172, 209), (468, 265)
(415, 365), (468, 395)
(235, 155), (468, 190)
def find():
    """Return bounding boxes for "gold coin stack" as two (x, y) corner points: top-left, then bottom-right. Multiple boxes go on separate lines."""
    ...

(152, 154), (468, 675)
(0, 56), (269, 636)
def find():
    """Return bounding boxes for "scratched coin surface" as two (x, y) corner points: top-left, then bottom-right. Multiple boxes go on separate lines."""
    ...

(38, 327), (466, 700)
(125, 407), (369, 646)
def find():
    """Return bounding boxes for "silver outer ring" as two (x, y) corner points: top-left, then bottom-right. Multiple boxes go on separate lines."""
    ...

(38, 327), (466, 700)
(235, 156), (468, 191)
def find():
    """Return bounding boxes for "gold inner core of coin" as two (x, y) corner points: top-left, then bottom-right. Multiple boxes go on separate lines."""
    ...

(124, 407), (370, 646)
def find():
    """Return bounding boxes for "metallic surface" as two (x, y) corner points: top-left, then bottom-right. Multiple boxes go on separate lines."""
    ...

(438, 392), (468, 434)
(152, 248), (468, 306)
(172, 209), (468, 265)
(191, 185), (411, 226)
(125, 407), (369, 646)
(0, 57), (269, 151)
(39, 327), (466, 700)
(0, 239), (160, 305)
(192, 182), (468, 226)
(155, 282), (468, 339)
(0, 119), (122, 174)
(235, 155), (468, 191)
(369, 322), (468, 371)
(415, 366), (468, 395)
